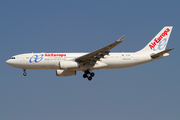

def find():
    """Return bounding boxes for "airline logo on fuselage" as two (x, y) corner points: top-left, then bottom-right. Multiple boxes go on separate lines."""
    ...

(149, 28), (170, 50)
(29, 54), (66, 63)
(29, 54), (44, 63)
(44, 54), (66, 57)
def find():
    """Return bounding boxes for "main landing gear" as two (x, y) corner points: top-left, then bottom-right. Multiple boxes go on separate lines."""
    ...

(23, 69), (27, 76)
(83, 70), (95, 81)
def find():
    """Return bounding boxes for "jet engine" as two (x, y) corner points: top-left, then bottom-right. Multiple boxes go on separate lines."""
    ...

(59, 61), (80, 69)
(56, 69), (76, 76)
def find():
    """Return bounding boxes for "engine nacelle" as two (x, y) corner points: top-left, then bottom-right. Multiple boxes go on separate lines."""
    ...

(56, 69), (76, 76)
(59, 61), (80, 69)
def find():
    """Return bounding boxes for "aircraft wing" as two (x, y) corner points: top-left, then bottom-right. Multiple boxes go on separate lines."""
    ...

(75, 36), (125, 66)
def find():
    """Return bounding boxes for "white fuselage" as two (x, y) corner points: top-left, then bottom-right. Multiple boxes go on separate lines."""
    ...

(6, 52), (159, 71)
(5, 26), (173, 80)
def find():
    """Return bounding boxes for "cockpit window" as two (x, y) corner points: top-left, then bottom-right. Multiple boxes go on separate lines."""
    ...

(11, 57), (15, 59)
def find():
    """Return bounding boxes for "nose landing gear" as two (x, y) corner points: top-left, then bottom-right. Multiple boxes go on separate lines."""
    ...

(23, 69), (27, 76)
(83, 70), (95, 81)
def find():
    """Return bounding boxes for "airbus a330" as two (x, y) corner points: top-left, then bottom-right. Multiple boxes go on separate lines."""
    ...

(6, 26), (173, 81)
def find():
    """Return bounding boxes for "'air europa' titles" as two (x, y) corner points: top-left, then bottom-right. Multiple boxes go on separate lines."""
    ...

(45, 54), (66, 57)
(149, 28), (170, 50)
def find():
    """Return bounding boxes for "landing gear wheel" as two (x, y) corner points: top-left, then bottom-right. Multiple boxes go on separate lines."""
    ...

(23, 69), (27, 76)
(23, 72), (27, 76)
(90, 72), (95, 77)
(88, 76), (92, 81)
(83, 74), (87, 78)
(83, 70), (95, 81)
(85, 70), (90, 74)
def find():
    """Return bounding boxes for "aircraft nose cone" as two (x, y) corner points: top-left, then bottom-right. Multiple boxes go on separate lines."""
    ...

(6, 59), (12, 65)
(6, 59), (18, 67)
(6, 59), (10, 64)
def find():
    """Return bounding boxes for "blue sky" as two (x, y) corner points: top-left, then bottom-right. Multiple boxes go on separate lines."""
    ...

(1, 0), (180, 120)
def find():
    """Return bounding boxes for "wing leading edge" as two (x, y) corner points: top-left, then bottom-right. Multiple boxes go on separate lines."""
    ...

(75, 36), (125, 66)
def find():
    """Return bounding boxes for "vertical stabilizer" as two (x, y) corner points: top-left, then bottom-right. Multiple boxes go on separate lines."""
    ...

(137, 26), (173, 53)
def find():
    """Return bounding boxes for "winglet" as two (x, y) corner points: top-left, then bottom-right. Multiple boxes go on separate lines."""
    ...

(117, 36), (125, 42)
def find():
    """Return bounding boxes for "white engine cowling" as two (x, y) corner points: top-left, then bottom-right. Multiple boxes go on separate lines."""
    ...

(56, 69), (76, 76)
(59, 61), (80, 69)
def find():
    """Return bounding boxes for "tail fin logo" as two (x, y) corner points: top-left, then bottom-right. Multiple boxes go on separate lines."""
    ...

(152, 38), (167, 51)
(149, 28), (170, 50)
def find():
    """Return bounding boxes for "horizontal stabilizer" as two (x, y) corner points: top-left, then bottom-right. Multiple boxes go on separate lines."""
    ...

(151, 48), (174, 59)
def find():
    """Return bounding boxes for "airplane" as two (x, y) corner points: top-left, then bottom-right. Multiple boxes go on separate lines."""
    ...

(6, 26), (173, 81)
